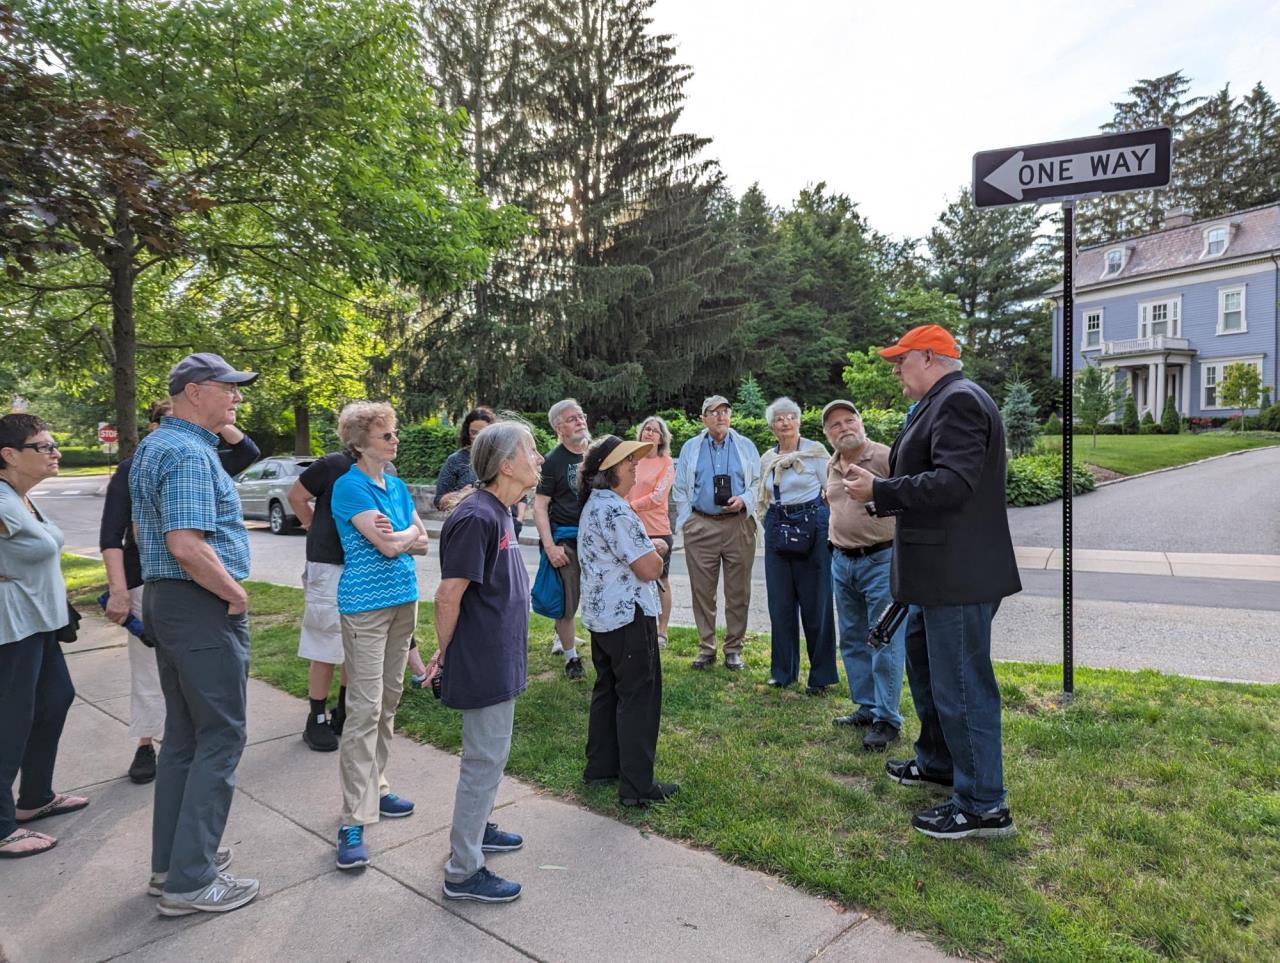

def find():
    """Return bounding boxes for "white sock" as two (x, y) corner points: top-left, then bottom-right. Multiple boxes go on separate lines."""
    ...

(563, 647), (578, 662)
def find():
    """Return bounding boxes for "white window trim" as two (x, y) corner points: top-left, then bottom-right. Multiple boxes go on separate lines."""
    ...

(1102, 247), (1126, 278)
(1200, 224), (1230, 259)
(1083, 308), (1103, 351)
(1200, 356), (1264, 411)
(1138, 295), (1182, 339)
(1216, 285), (1247, 335)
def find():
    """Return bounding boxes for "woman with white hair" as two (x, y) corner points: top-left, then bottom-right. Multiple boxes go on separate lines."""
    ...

(626, 416), (675, 646)
(757, 398), (838, 694)
(329, 402), (428, 872)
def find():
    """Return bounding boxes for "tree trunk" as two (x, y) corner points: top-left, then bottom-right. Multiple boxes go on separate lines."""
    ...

(293, 401), (311, 454)
(111, 192), (138, 459)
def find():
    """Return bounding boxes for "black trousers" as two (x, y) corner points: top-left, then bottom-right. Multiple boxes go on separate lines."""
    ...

(584, 607), (662, 800)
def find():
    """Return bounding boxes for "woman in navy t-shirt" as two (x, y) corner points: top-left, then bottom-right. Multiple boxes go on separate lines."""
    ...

(434, 421), (540, 904)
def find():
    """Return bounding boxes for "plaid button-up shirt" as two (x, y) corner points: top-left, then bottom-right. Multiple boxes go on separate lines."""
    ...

(129, 416), (251, 583)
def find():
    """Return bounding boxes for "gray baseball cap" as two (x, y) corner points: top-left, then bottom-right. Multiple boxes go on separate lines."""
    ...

(821, 399), (860, 422)
(168, 353), (259, 396)
(701, 394), (731, 415)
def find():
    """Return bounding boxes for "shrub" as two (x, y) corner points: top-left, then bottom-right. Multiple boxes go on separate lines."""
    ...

(1042, 413), (1063, 435)
(1121, 393), (1139, 434)
(1160, 397), (1181, 434)
(1260, 402), (1280, 432)
(56, 445), (114, 468)
(734, 374), (767, 419)
(1005, 452), (1095, 507)
(1000, 380), (1040, 457)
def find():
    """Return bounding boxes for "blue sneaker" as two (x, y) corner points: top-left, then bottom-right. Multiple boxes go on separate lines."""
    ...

(442, 867), (522, 903)
(481, 822), (523, 853)
(336, 824), (369, 870)
(378, 793), (415, 818)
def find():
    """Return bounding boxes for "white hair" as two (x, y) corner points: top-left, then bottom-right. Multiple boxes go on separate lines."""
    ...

(936, 356), (964, 371)
(547, 398), (582, 430)
(765, 396), (801, 424)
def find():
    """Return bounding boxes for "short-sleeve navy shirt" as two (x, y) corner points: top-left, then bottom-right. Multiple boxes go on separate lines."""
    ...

(439, 490), (529, 710)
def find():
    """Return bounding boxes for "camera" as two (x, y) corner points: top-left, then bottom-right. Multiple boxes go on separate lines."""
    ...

(713, 473), (733, 506)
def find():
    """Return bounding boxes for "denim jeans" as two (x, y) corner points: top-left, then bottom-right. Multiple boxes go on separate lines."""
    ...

(830, 547), (905, 729)
(904, 602), (1007, 812)
(763, 505), (838, 688)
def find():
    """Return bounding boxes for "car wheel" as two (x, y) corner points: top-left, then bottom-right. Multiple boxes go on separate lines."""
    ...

(269, 501), (290, 535)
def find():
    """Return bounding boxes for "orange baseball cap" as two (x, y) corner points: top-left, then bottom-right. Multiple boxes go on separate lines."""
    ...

(877, 324), (961, 360)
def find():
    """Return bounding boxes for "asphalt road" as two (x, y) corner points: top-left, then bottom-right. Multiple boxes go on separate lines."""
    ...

(1008, 445), (1280, 553)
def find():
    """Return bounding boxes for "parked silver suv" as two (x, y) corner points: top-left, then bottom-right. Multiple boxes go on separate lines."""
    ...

(234, 456), (315, 534)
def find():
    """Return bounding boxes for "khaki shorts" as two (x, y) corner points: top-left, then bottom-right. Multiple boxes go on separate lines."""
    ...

(297, 561), (344, 664)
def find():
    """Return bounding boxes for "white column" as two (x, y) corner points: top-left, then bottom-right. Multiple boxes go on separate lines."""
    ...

(1146, 363), (1157, 415)
(1182, 363), (1191, 415)
(1156, 360), (1167, 416)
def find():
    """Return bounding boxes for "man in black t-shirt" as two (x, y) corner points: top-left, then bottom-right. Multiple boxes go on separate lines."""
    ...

(533, 399), (590, 681)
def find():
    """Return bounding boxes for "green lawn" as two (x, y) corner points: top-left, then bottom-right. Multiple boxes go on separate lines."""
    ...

(61, 556), (1280, 961)
(1042, 432), (1280, 476)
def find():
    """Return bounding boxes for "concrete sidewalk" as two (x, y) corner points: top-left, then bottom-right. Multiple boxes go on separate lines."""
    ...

(0, 617), (956, 963)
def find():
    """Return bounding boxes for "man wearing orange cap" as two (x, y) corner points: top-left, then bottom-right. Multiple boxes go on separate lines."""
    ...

(842, 324), (1021, 840)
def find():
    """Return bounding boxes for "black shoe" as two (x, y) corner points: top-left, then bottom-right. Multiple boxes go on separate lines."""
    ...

(724, 653), (744, 671)
(303, 710), (339, 752)
(766, 677), (791, 688)
(128, 744), (157, 784)
(833, 711), (875, 728)
(329, 703), (346, 738)
(911, 800), (1015, 840)
(565, 657), (586, 681)
(862, 720), (900, 751)
(691, 654), (716, 670)
(804, 684), (828, 696)
(620, 783), (681, 808)
(885, 758), (953, 792)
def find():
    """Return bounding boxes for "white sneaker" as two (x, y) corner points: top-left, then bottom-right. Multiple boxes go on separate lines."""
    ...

(156, 871), (259, 916)
(149, 847), (234, 897)
(550, 638), (564, 655)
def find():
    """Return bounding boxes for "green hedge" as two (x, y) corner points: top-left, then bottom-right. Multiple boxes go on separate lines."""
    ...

(394, 419), (556, 482)
(57, 446), (114, 468)
(1006, 452), (1096, 507)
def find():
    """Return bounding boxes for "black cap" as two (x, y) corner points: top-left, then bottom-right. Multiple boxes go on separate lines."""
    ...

(168, 353), (259, 396)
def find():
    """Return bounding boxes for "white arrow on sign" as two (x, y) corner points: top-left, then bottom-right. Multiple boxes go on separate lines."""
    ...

(983, 144), (1159, 201)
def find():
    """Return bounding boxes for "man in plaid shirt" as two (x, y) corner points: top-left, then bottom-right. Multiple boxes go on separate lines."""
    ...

(129, 353), (261, 917)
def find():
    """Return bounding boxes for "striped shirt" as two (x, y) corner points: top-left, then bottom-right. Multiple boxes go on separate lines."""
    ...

(129, 416), (251, 582)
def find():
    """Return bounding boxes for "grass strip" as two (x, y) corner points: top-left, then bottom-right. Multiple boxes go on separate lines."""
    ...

(61, 555), (1280, 961)
(1041, 432), (1280, 476)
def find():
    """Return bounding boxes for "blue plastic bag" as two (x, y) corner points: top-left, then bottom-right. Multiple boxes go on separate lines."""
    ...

(531, 547), (564, 619)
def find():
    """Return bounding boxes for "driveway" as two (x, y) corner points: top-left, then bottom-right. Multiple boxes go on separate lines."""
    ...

(1008, 445), (1280, 554)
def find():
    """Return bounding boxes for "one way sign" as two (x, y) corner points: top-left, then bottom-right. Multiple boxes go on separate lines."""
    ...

(972, 127), (1171, 208)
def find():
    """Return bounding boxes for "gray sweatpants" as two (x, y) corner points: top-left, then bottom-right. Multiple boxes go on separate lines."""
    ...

(144, 579), (249, 895)
(444, 699), (515, 882)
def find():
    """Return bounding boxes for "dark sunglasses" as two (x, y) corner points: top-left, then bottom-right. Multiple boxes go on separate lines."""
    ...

(380, 431), (399, 442)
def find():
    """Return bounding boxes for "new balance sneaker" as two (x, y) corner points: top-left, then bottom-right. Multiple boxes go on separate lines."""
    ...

(378, 793), (415, 818)
(565, 656), (586, 681)
(862, 721), (901, 752)
(336, 824), (369, 870)
(911, 800), (1016, 840)
(303, 709), (338, 752)
(443, 867), (522, 903)
(156, 871), (259, 917)
(481, 822), (523, 853)
(128, 744), (157, 784)
(885, 758), (953, 793)
(149, 847), (233, 896)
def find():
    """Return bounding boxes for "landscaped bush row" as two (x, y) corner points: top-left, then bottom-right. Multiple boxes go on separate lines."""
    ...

(1006, 452), (1096, 507)
(56, 445), (115, 468)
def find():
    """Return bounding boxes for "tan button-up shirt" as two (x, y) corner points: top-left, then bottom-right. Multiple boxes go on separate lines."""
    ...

(826, 441), (896, 549)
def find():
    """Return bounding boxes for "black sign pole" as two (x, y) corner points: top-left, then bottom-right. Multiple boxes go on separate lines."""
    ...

(1061, 200), (1075, 698)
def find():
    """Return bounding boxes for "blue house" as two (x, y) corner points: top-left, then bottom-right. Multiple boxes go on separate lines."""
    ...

(1051, 202), (1280, 418)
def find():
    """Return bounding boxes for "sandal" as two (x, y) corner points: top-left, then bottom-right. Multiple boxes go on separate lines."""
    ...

(15, 793), (90, 824)
(0, 829), (58, 859)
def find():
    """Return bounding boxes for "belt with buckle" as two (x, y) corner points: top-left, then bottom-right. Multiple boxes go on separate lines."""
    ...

(692, 508), (740, 519)
(832, 539), (892, 559)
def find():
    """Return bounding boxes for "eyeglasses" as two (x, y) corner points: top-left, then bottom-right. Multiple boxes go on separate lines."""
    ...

(771, 413), (799, 424)
(17, 442), (60, 454)
(559, 413), (587, 426)
(380, 431), (399, 442)
(200, 381), (243, 396)
(705, 408), (731, 418)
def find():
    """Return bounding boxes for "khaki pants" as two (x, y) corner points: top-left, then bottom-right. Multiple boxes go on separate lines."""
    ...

(338, 601), (417, 826)
(682, 511), (756, 657)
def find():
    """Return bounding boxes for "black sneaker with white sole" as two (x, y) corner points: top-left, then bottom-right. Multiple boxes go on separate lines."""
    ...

(565, 656), (586, 681)
(911, 800), (1015, 840)
(885, 758), (953, 792)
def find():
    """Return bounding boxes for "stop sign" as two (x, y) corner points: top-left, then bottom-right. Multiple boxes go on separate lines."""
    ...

(98, 424), (118, 444)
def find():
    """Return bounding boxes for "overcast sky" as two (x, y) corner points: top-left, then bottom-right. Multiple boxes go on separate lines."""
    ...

(648, 0), (1280, 242)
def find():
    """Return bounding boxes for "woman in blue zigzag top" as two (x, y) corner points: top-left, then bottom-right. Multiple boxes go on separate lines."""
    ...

(328, 401), (429, 871)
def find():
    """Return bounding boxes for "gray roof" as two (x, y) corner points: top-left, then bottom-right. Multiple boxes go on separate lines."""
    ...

(1047, 201), (1280, 297)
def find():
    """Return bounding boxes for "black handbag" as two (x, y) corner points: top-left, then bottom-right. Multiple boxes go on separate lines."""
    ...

(772, 471), (817, 558)
(55, 598), (82, 644)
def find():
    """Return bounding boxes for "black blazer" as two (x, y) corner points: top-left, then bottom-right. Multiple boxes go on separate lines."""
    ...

(871, 371), (1022, 606)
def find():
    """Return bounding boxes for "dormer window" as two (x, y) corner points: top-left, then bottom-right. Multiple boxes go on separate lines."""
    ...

(1103, 248), (1124, 276)
(1203, 226), (1229, 257)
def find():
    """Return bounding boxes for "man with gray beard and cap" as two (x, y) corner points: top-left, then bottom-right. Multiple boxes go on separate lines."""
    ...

(822, 400), (905, 752)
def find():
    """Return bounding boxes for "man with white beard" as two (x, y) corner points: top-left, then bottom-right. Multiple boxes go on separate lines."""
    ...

(822, 400), (904, 752)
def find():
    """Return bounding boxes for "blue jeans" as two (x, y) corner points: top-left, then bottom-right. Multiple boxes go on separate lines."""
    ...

(831, 548), (905, 729)
(763, 505), (838, 688)
(904, 602), (1007, 812)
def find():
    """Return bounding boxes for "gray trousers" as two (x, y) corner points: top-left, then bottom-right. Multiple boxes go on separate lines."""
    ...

(444, 699), (515, 882)
(143, 579), (249, 894)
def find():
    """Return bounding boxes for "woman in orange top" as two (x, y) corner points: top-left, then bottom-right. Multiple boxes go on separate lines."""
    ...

(626, 416), (676, 646)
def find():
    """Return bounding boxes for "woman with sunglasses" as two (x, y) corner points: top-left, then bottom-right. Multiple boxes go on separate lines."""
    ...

(0, 414), (87, 859)
(329, 402), (428, 871)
